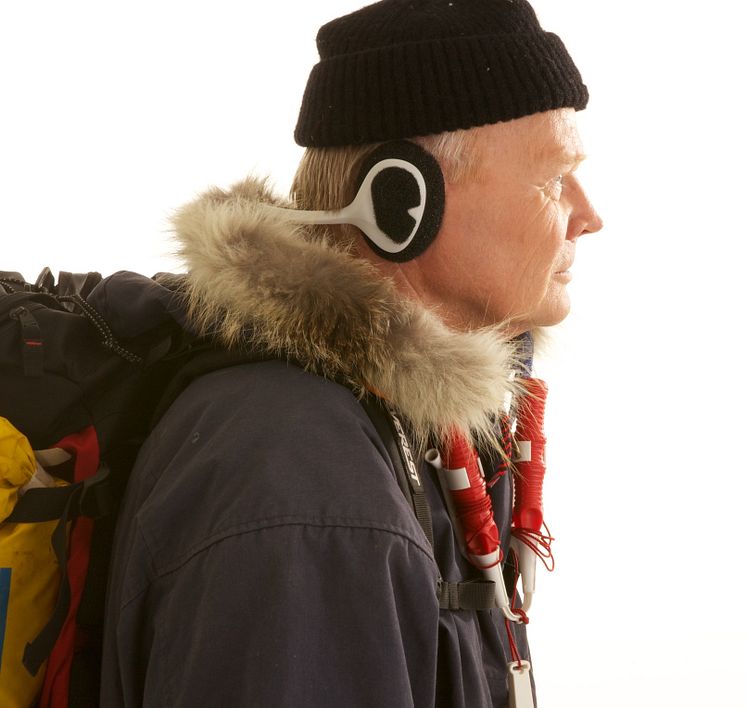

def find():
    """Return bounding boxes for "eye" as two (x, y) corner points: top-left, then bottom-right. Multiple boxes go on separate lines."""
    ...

(544, 175), (564, 200)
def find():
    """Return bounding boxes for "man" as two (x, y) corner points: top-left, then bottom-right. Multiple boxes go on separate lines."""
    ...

(102, 1), (602, 706)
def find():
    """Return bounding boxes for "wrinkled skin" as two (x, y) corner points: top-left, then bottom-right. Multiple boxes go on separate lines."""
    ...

(364, 108), (604, 334)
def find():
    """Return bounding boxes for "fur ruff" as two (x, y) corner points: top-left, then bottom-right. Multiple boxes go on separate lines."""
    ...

(172, 176), (532, 447)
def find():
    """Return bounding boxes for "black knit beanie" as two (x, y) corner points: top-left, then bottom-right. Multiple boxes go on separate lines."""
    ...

(295, 0), (588, 147)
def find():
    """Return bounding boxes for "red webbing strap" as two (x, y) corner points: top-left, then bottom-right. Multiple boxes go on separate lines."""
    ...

(40, 426), (100, 708)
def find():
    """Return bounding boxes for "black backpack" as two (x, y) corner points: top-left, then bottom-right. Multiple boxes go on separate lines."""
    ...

(0, 269), (222, 705)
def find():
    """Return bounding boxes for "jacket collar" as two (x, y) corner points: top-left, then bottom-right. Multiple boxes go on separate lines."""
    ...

(172, 176), (535, 444)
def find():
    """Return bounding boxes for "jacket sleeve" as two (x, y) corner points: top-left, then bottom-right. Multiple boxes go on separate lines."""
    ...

(103, 363), (444, 707)
(114, 520), (440, 708)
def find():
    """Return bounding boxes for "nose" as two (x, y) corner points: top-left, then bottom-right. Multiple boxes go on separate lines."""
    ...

(583, 201), (603, 235)
(566, 174), (603, 239)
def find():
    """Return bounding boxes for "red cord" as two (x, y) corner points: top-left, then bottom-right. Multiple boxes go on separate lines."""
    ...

(511, 522), (555, 572)
(503, 548), (529, 667)
(486, 413), (513, 488)
(505, 617), (522, 667)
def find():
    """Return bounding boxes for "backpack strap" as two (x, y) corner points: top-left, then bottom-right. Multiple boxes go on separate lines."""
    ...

(359, 395), (434, 549)
(5, 465), (112, 676)
(149, 347), (266, 429)
(437, 579), (497, 610)
(360, 395), (497, 612)
(6, 464), (112, 524)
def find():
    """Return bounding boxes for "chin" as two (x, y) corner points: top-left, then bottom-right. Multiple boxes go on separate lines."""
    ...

(530, 291), (572, 328)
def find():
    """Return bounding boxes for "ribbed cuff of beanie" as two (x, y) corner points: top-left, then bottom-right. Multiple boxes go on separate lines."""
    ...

(295, 31), (588, 147)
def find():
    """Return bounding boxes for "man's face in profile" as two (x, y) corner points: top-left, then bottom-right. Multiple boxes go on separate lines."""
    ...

(403, 108), (603, 334)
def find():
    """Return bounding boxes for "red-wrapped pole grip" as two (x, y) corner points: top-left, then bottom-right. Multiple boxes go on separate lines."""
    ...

(512, 378), (548, 533)
(442, 432), (500, 564)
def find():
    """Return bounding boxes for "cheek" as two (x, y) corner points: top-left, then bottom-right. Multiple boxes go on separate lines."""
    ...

(503, 199), (566, 313)
(493, 195), (560, 273)
(522, 199), (565, 272)
(428, 189), (503, 273)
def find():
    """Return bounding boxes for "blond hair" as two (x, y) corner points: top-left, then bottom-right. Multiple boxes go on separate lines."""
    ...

(290, 128), (483, 249)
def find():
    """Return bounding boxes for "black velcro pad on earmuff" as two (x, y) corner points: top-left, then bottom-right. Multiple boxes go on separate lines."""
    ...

(370, 167), (420, 244)
(355, 140), (445, 262)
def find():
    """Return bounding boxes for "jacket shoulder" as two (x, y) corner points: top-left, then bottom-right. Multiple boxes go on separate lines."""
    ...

(130, 360), (432, 573)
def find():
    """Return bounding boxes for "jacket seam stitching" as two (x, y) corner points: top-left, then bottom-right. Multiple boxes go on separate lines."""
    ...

(120, 517), (437, 609)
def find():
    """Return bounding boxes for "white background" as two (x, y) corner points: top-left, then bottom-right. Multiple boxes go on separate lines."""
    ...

(2, 2), (745, 706)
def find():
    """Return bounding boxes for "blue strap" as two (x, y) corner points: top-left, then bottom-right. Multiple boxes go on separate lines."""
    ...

(0, 568), (11, 669)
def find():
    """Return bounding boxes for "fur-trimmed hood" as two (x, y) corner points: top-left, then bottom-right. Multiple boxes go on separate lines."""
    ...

(172, 177), (533, 446)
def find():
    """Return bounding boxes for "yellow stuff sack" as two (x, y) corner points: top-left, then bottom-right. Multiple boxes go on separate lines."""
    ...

(0, 417), (66, 708)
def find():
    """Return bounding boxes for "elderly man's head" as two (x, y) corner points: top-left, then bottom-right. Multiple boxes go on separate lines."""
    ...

(382, 108), (602, 334)
(291, 0), (602, 334)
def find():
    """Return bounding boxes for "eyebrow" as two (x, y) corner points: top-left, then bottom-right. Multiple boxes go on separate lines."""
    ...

(533, 145), (587, 167)
(552, 150), (587, 168)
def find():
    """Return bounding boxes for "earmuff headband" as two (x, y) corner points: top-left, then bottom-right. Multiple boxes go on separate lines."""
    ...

(263, 141), (445, 263)
(271, 158), (427, 255)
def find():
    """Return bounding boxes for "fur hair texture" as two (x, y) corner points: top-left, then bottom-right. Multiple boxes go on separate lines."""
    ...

(172, 176), (534, 449)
